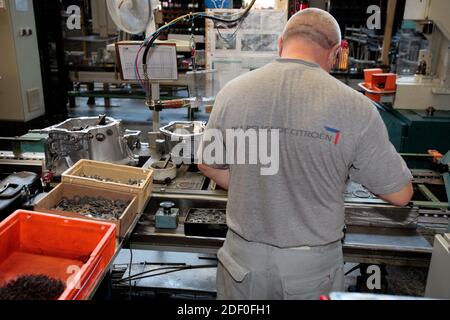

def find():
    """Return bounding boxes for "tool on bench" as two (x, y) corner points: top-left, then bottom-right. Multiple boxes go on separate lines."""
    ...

(155, 201), (179, 230)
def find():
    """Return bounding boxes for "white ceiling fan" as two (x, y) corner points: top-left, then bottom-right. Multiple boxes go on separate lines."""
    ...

(106, 0), (159, 36)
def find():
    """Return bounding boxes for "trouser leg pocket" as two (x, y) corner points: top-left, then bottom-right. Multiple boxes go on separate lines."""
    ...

(281, 268), (340, 300)
(216, 248), (252, 300)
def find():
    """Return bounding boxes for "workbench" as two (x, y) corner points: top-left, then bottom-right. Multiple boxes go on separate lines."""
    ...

(2, 146), (443, 270)
(127, 158), (447, 269)
(129, 194), (436, 268)
(0, 144), (448, 298)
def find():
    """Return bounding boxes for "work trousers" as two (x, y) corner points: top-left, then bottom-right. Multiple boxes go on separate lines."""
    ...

(217, 230), (344, 300)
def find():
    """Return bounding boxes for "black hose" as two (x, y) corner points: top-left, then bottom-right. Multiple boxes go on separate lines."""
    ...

(115, 265), (218, 284)
(142, 0), (256, 66)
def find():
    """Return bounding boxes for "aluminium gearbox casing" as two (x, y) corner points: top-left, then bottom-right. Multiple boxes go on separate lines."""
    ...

(37, 117), (140, 176)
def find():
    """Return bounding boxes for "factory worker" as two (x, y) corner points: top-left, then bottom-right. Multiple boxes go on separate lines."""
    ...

(198, 8), (413, 300)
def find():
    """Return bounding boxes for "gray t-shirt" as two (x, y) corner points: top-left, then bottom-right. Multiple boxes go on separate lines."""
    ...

(205, 58), (412, 248)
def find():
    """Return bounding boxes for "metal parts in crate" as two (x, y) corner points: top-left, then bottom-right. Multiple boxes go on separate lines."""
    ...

(155, 202), (179, 230)
(184, 208), (228, 238)
(32, 115), (141, 176)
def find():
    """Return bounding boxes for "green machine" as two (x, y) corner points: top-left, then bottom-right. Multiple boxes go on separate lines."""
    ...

(0, 132), (47, 156)
(376, 103), (450, 154)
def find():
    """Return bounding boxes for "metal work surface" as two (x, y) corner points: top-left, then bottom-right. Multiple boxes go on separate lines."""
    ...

(113, 250), (217, 294)
(132, 194), (438, 267)
(134, 195), (227, 252)
(344, 203), (419, 229)
(134, 165), (448, 266)
(344, 226), (432, 253)
(161, 167), (207, 191)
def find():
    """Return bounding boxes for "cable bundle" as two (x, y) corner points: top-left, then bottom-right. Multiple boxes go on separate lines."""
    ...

(134, 0), (257, 93)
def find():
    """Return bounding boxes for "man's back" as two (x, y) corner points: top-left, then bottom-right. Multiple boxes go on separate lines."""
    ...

(208, 58), (411, 248)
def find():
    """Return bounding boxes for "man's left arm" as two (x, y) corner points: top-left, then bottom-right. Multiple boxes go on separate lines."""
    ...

(197, 89), (230, 190)
(198, 164), (230, 190)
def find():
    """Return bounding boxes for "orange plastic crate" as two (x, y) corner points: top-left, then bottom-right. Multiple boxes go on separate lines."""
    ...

(0, 210), (116, 300)
(364, 68), (383, 88)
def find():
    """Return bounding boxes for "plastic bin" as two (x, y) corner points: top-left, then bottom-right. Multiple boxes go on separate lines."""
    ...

(0, 210), (116, 300)
(61, 160), (153, 213)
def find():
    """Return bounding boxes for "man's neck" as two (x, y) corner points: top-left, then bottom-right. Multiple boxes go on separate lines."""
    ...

(280, 46), (328, 71)
(280, 53), (320, 66)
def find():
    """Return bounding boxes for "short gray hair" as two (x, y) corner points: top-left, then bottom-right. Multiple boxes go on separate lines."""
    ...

(282, 8), (341, 50)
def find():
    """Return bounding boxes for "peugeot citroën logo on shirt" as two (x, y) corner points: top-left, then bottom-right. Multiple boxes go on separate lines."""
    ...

(324, 127), (342, 145)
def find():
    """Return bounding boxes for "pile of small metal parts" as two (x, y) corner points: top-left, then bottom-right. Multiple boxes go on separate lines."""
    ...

(80, 174), (144, 186)
(0, 275), (66, 300)
(54, 196), (130, 220)
(186, 209), (227, 224)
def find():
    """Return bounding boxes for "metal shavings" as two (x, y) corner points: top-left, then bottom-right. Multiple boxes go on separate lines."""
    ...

(0, 275), (66, 300)
(80, 174), (144, 186)
(54, 196), (130, 220)
(186, 209), (226, 224)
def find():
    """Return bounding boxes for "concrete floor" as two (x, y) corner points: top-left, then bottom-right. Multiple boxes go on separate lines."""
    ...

(343, 263), (428, 297)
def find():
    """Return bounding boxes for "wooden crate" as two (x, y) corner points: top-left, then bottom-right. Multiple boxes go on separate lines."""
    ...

(61, 160), (153, 213)
(34, 183), (139, 239)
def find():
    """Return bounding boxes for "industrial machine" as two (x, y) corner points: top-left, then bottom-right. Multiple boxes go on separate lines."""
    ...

(32, 116), (141, 177)
(379, 0), (450, 153)
(0, 0), (45, 124)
